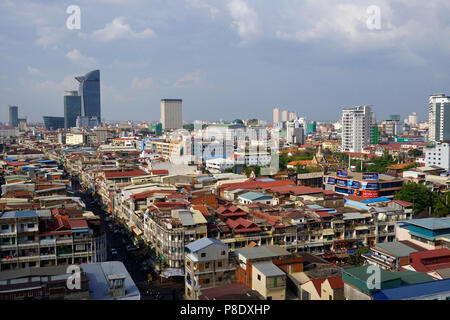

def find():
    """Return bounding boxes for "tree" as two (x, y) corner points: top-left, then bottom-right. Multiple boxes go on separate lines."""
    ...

(394, 182), (433, 214)
(408, 149), (423, 157)
(345, 247), (370, 265)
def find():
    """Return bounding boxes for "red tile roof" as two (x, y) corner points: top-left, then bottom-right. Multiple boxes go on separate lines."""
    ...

(326, 276), (344, 290)
(393, 200), (413, 207)
(226, 217), (261, 233)
(149, 169), (169, 175)
(191, 205), (210, 217)
(104, 169), (146, 178)
(68, 219), (89, 229)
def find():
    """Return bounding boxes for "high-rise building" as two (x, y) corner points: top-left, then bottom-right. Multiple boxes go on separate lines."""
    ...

(281, 110), (288, 122)
(407, 112), (418, 127)
(288, 111), (297, 121)
(8, 105), (18, 127)
(341, 105), (373, 153)
(75, 70), (101, 123)
(273, 107), (280, 124)
(64, 91), (81, 130)
(425, 142), (450, 170)
(76, 115), (99, 128)
(428, 94), (450, 142)
(389, 114), (401, 121)
(286, 119), (305, 145)
(371, 125), (379, 145)
(161, 99), (182, 130)
(43, 116), (65, 130)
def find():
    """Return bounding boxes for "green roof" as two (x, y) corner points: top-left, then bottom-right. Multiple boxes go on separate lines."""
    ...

(343, 265), (399, 283)
(395, 270), (435, 285)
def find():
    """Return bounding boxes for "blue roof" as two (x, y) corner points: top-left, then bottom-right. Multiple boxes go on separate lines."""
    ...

(257, 178), (275, 182)
(0, 211), (38, 219)
(406, 218), (450, 230)
(372, 279), (450, 300)
(362, 197), (391, 204)
(185, 238), (226, 252)
(36, 159), (56, 163)
(5, 158), (17, 162)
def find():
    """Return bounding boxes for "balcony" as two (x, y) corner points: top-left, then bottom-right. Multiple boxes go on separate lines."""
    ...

(0, 257), (18, 263)
(56, 239), (73, 245)
(0, 244), (17, 250)
(18, 255), (39, 262)
(40, 254), (56, 260)
(0, 232), (16, 238)
(17, 242), (39, 249)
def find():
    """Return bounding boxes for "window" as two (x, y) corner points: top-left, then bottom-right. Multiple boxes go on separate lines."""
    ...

(221, 250), (225, 255)
(205, 263), (210, 268)
(201, 253), (206, 258)
(257, 274), (261, 281)
(204, 279), (210, 284)
(27, 224), (34, 229)
(218, 261), (222, 267)
(1, 225), (8, 230)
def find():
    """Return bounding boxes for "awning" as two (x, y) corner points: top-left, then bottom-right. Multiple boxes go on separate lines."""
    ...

(354, 225), (369, 231)
(161, 268), (184, 278)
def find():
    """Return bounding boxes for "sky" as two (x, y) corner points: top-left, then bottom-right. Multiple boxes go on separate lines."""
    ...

(1, 0), (450, 123)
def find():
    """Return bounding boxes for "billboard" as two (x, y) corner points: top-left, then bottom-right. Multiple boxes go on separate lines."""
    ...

(336, 179), (348, 187)
(363, 172), (379, 181)
(362, 182), (380, 190)
(361, 190), (379, 198)
(336, 169), (348, 178)
(327, 177), (336, 185)
(348, 180), (361, 189)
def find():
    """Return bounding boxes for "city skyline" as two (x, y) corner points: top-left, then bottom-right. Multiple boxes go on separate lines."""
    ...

(1, 1), (450, 122)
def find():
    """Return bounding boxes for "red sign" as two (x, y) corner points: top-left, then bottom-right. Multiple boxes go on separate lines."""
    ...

(361, 190), (379, 198)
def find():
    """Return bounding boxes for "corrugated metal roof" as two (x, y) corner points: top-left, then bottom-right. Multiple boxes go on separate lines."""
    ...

(253, 261), (285, 277)
(185, 238), (226, 252)
(373, 278), (450, 300)
(374, 242), (418, 257)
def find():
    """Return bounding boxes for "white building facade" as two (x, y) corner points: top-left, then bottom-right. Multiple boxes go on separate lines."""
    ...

(341, 105), (373, 153)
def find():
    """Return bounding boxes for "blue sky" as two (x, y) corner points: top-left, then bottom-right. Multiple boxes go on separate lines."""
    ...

(1, 0), (450, 123)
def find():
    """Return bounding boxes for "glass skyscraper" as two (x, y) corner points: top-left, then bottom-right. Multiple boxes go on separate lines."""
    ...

(64, 91), (81, 129)
(43, 116), (65, 130)
(75, 70), (101, 122)
(9, 105), (19, 127)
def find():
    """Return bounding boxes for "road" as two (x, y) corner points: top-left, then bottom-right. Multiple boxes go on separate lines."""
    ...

(70, 176), (185, 300)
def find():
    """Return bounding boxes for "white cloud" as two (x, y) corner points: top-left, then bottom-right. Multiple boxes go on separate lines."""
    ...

(131, 76), (154, 89)
(227, 0), (260, 40)
(174, 71), (203, 88)
(90, 17), (156, 42)
(185, 0), (220, 19)
(26, 66), (41, 76)
(66, 49), (97, 69)
(34, 75), (78, 93)
(35, 26), (67, 48)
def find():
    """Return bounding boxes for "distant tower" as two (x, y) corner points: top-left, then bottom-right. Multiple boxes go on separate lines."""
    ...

(75, 70), (101, 123)
(9, 105), (19, 127)
(273, 107), (280, 123)
(161, 99), (183, 130)
(64, 91), (81, 129)
(281, 110), (288, 122)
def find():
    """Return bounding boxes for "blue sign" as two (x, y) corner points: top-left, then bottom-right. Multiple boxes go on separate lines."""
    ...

(349, 180), (361, 189)
(327, 177), (336, 185)
(363, 172), (379, 180)
(336, 179), (348, 187)
(363, 182), (379, 190)
(337, 169), (348, 178)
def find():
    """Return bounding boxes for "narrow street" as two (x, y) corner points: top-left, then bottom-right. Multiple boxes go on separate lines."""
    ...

(70, 175), (185, 300)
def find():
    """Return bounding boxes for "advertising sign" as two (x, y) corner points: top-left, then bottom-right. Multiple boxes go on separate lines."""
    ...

(327, 177), (336, 185)
(336, 169), (348, 178)
(361, 190), (379, 198)
(336, 179), (348, 187)
(365, 182), (380, 190)
(362, 172), (379, 181)
(348, 180), (361, 189)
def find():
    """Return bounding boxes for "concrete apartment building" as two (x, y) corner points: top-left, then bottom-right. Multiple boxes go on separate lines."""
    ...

(341, 105), (373, 153)
(425, 142), (450, 170)
(0, 210), (107, 271)
(428, 94), (450, 142)
(161, 99), (182, 130)
(184, 238), (235, 300)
